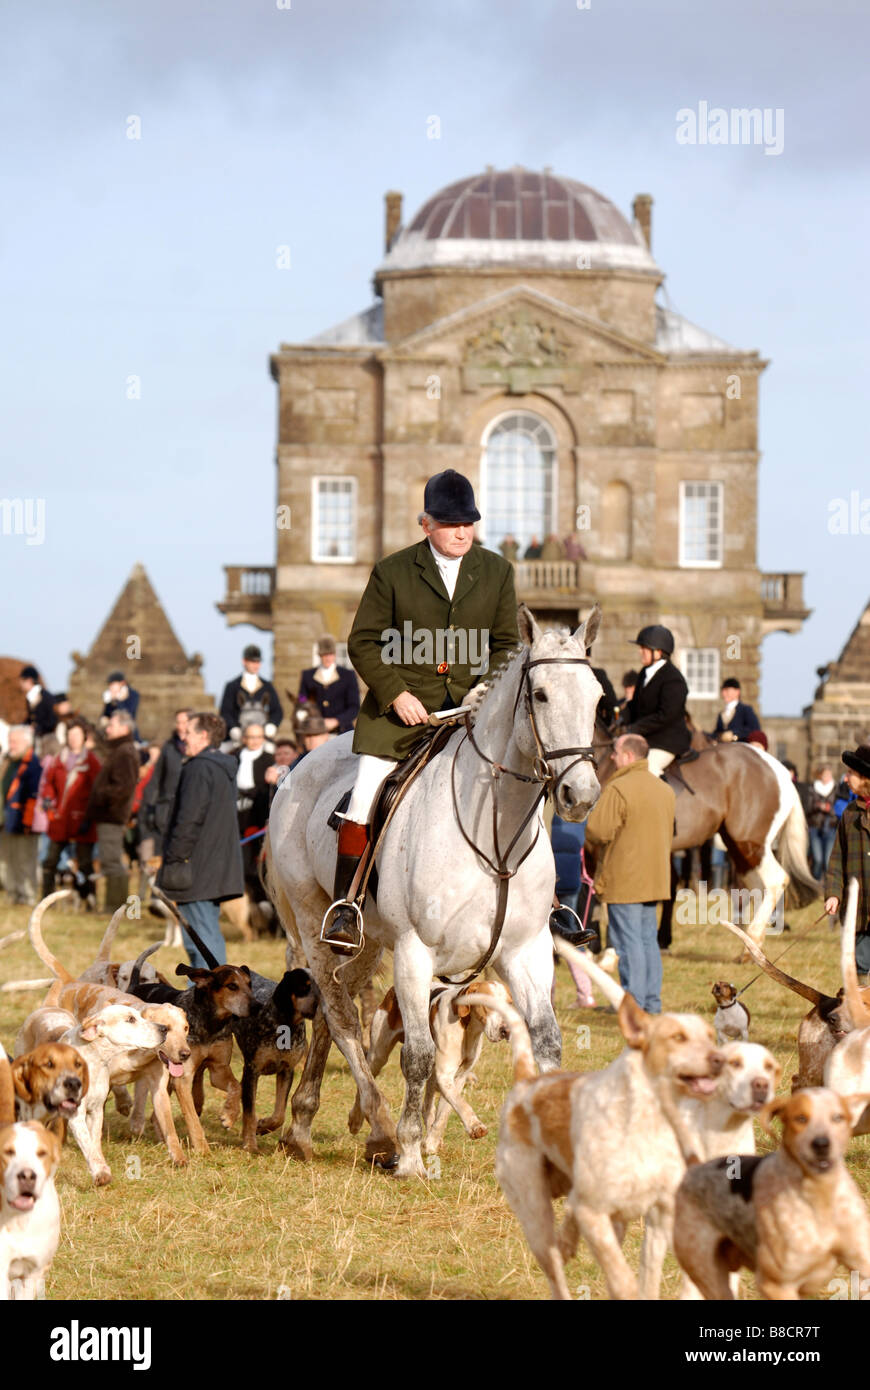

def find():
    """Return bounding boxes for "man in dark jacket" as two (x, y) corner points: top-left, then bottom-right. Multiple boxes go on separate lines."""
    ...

(219, 645), (283, 745)
(18, 665), (57, 741)
(141, 708), (193, 853)
(87, 709), (140, 911)
(157, 712), (244, 968)
(710, 679), (761, 742)
(297, 635), (360, 734)
(622, 625), (690, 776)
(101, 671), (141, 740)
(322, 469), (519, 951)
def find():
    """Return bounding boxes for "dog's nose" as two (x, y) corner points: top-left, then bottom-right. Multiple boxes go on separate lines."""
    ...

(751, 1079), (769, 1100)
(64, 1077), (82, 1095)
(180, 1050), (191, 1062)
(709, 1052), (724, 1075)
(17, 1169), (36, 1189)
(811, 1134), (831, 1153)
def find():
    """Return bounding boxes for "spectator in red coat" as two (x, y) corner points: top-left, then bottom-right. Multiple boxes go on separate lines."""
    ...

(41, 719), (101, 900)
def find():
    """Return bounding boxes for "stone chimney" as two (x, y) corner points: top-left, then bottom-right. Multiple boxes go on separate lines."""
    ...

(385, 191), (402, 252)
(632, 193), (652, 249)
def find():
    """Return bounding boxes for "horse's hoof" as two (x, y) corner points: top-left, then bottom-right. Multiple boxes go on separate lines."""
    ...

(373, 1151), (400, 1172)
(280, 1136), (312, 1162)
(256, 1117), (280, 1135)
(469, 1123), (488, 1140)
(366, 1134), (398, 1167)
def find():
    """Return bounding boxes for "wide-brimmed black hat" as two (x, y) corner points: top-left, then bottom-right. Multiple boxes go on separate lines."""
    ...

(423, 470), (480, 524)
(842, 744), (870, 780)
(243, 644), (262, 661)
(631, 625), (674, 656)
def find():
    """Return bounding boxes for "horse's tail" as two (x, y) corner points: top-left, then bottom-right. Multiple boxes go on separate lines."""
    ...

(777, 785), (821, 908)
(721, 919), (830, 1007)
(840, 880), (870, 1028)
(28, 891), (74, 982)
(262, 828), (305, 962)
(553, 937), (625, 1008)
(94, 905), (130, 962)
(460, 994), (536, 1083)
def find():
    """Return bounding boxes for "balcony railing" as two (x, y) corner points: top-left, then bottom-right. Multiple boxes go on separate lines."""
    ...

(216, 566), (275, 631)
(514, 560), (580, 593)
(761, 572), (810, 635)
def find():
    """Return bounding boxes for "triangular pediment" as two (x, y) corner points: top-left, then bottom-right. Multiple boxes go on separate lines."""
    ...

(379, 284), (664, 365)
(829, 599), (870, 684)
(72, 563), (198, 678)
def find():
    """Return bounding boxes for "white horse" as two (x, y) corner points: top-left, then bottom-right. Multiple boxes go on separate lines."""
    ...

(266, 604), (603, 1177)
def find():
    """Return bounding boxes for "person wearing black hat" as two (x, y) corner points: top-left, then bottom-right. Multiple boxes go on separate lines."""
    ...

(621, 625), (690, 776)
(825, 744), (870, 978)
(297, 635), (360, 734)
(101, 670), (140, 739)
(321, 468), (519, 952)
(18, 666), (57, 740)
(709, 678), (761, 743)
(218, 644), (283, 744)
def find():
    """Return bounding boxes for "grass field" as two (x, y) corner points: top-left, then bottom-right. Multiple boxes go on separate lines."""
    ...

(2, 894), (867, 1301)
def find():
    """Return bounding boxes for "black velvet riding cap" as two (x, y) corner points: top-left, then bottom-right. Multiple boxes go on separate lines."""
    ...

(423, 470), (481, 524)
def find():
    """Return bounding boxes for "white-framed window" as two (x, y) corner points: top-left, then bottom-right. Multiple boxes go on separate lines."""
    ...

(310, 642), (351, 669)
(679, 481), (723, 567)
(480, 411), (557, 555)
(311, 477), (356, 562)
(682, 648), (720, 698)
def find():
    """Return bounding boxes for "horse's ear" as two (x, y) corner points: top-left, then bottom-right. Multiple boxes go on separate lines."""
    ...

(575, 603), (602, 652)
(517, 604), (541, 647)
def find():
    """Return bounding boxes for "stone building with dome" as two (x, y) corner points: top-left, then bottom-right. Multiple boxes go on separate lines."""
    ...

(218, 166), (809, 724)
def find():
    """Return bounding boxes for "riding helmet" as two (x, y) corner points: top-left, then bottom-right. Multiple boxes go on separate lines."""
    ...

(423, 470), (481, 525)
(631, 625), (675, 655)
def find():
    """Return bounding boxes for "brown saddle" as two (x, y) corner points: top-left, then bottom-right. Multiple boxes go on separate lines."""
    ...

(327, 721), (461, 901)
(664, 747), (702, 795)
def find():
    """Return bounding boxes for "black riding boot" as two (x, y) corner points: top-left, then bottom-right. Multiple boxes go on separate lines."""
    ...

(322, 821), (369, 955)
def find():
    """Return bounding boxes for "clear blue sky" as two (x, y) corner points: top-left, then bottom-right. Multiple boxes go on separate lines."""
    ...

(1, 0), (867, 717)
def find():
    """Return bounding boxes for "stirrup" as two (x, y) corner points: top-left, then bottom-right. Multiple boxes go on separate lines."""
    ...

(320, 898), (365, 955)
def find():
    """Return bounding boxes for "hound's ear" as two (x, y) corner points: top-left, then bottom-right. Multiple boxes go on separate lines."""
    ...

(176, 964), (209, 984)
(79, 1015), (102, 1043)
(841, 1093), (870, 1133)
(618, 993), (649, 1049)
(759, 1094), (789, 1138)
(517, 604), (541, 647)
(575, 603), (602, 652)
(11, 1057), (33, 1101)
(453, 1002), (471, 1019)
(240, 965), (251, 979)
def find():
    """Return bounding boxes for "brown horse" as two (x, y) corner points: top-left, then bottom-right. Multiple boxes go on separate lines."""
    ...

(594, 723), (819, 950)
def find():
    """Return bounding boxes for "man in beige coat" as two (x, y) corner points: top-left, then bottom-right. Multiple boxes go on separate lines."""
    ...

(584, 732), (675, 1012)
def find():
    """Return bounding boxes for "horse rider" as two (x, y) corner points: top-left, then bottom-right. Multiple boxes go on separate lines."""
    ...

(219, 644), (284, 747)
(621, 624), (690, 777)
(321, 468), (520, 952)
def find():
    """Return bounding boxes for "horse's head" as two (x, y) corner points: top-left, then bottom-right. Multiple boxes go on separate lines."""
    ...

(515, 603), (603, 821)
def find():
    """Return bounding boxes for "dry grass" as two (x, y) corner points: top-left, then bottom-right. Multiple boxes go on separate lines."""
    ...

(1, 896), (868, 1301)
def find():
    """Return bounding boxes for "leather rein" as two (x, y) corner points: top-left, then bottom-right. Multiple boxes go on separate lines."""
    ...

(443, 652), (597, 985)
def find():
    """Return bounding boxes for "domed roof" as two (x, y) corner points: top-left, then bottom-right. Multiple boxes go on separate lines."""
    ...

(379, 167), (658, 275)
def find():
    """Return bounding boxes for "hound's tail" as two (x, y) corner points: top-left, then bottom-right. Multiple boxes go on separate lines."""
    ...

(840, 880), (870, 1028)
(722, 919), (832, 1008)
(553, 936), (626, 1007)
(778, 788), (822, 909)
(129, 943), (162, 994)
(459, 994), (536, 1083)
(28, 891), (74, 982)
(94, 905), (131, 962)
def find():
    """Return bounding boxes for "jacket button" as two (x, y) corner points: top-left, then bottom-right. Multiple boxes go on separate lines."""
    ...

(437, 663), (449, 675)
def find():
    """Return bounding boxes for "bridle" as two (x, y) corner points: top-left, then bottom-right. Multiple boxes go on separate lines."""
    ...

(444, 650), (599, 985)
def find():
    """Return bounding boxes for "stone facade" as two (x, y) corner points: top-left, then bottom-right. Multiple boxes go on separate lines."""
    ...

(69, 563), (212, 741)
(218, 167), (809, 728)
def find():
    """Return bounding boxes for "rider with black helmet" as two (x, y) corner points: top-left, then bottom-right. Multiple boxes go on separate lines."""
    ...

(622, 625), (690, 776)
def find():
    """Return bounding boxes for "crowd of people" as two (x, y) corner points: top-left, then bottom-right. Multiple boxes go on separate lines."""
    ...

(0, 645), (359, 924)
(499, 531), (587, 564)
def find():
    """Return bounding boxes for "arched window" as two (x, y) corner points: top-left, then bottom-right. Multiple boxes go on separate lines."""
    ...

(481, 412), (557, 555)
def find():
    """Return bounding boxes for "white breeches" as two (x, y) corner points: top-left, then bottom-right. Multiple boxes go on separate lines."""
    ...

(647, 748), (675, 777)
(346, 754), (399, 824)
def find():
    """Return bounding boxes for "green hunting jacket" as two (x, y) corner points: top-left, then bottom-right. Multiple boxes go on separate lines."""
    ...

(349, 540), (519, 760)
